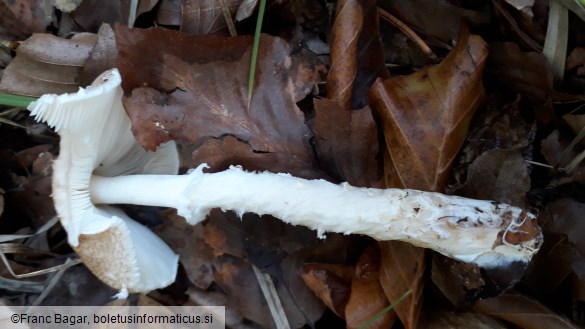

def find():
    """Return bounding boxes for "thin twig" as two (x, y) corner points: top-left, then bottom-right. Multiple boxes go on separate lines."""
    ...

(377, 7), (438, 61)
(29, 258), (77, 307)
(219, 0), (237, 37)
(252, 265), (290, 329)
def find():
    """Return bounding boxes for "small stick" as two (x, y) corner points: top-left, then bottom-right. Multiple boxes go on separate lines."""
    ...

(377, 7), (438, 61)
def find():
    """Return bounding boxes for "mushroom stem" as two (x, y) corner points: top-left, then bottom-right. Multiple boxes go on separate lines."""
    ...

(90, 164), (542, 268)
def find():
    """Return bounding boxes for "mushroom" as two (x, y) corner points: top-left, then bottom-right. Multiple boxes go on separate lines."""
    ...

(29, 68), (543, 294)
(28, 69), (179, 297)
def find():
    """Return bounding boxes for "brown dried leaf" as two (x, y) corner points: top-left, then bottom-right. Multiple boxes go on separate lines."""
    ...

(202, 210), (330, 327)
(116, 27), (322, 176)
(368, 29), (486, 329)
(71, 0), (138, 32)
(312, 99), (382, 187)
(474, 293), (580, 329)
(431, 255), (485, 307)
(566, 47), (585, 76)
(81, 24), (118, 86)
(457, 149), (530, 206)
(492, 0), (543, 52)
(153, 209), (216, 289)
(10, 175), (55, 228)
(202, 210), (246, 258)
(301, 263), (353, 318)
(14, 144), (52, 170)
(450, 97), (536, 190)
(213, 258), (272, 327)
(370, 30), (487, 191)
(0, 0), (51, 40)
(189, 136), (319, 178)
(541, 130), (571, 167)
(488, 42), (553, 122)
(280, 257), (328, 325)
(379, 241), (425, 329)
(546, 199), (585, 265)
(432, 210), (534, 306)
(191, 135), (306, 176)
(346, 244), (395, 329)
(156, 0), (182, 26)
(182, 0), (241, 35)
(540, 130), (585, 185)
(0, 33), (96, 96)
(215, 256), (317, 328)
(524, 231), (576, 293)
(327, 0), (388, 109)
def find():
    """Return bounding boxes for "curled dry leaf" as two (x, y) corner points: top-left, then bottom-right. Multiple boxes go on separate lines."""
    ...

(370, 30), (488, 191)
(378, 241), (425, 329)
(81, 24), (118, 86)
(116, 27), (323, 176)
(326, 0), (361, 109)
(370, 30), (487, 329)
(0, 33), (96, 96)
(327, 0), (388, 109)
(301, 263), (353, 318)
(346, 244), (395, 329)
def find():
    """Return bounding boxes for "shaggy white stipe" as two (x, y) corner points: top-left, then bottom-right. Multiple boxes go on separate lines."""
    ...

(90, 164), (542, 269)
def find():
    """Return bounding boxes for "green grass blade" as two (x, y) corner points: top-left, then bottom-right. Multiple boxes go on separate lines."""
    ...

(357, 289), (412, 329)
(247, 0), (267, 109)
(0, 93), (37, 108)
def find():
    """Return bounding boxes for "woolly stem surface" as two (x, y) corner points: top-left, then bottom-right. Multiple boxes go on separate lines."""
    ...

(90, 165), (541, 268)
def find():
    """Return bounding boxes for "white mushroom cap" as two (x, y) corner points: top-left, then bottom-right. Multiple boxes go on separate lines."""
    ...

(28, 69), (179, 293)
